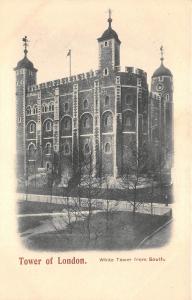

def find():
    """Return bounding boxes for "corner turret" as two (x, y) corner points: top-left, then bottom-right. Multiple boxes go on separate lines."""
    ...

(98, 10), (121, 73)
(150, 46), (173, 171)
(14, 36), (38, 179)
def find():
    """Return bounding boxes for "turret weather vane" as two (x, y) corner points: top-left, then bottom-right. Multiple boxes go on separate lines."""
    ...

(22, 36), (29, 57)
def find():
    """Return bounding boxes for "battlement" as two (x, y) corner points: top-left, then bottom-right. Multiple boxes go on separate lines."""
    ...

(26, 66), (148, 93)
(115, 66), (147, 78)
(27, 69), (99, 92)
(125, 66), (147, 77)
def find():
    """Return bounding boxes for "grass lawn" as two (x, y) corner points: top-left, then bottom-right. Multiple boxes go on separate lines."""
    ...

(18, 184), (173, 204)
(18, 200), (67, 215)
(18, 216), (51, 233)
(22, 211), (171, 251)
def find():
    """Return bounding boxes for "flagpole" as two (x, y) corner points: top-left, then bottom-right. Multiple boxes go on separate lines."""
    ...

(69, 51), (71, 77)
(67, 49), (71, 77)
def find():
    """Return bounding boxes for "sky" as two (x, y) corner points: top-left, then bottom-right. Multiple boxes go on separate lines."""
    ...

(0, 0), (189, 85)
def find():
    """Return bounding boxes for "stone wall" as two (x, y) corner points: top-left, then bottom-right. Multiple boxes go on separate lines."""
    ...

(22, 67), (149, 179)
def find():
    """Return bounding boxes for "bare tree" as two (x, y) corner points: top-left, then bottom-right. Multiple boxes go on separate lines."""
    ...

(47, 148), (60, 202)
(145, 143), (158, 214)
(76, 149), (101, 245)
(61, 173), (76, 234)
(101, 175), (119, 233)
(121, 142), (148, 216)
(148, 142), (169, 207)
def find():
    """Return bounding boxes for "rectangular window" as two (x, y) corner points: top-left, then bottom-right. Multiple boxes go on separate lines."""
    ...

(137, 78), (142, 86)
(116, 76), (120, 84)
(166, 94), (169, 101)
(103, 68), (109, 76)
(104, 41), (108, 47)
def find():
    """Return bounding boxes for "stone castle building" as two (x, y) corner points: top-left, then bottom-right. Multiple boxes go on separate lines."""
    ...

(14, 13), (173, 181)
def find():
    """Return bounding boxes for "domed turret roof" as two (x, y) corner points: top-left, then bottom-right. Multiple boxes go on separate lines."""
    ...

(152, 46), (172, 78)
(14, 36), (37, 71)
(98, 12), (121, 44)
(15, 56), (37, 71)
(98, 27), (121, 44)
(152, 63), (172, 78)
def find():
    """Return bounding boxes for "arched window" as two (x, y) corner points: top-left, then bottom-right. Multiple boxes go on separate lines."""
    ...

(84, 143), (90, 154)
(64, 118), (70, 129)
(83, 99), (88, 109)
(33, 105), (38, 115)
(125, 94), (133, 105)
(45, 143), (52, 154)
(63, 144), (70, 155)
(45, 120), (52, 132)
(103, 68), (109, 76)
(80, 114), (93, 135)
(64, 102), (69, 112)
(102, 111), (113, 132)
(105, 96), (109, 106)
(124, 116), (131, 127)
(61, 117), (72, 136)
(83, 116), (89, 128)
(29, 122), (35, 133)
(42, 104), (48, 113)
(28, 143), (36, 160)
(26, 106), (31, 116)
(104, 115), (111, 126)
(122, 111), (135, 131)
(49, 102), (54, 112)
(105, 143), (111, 153)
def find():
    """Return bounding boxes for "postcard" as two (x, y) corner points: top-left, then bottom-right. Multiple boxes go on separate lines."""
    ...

(0, 0), (190, 299)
